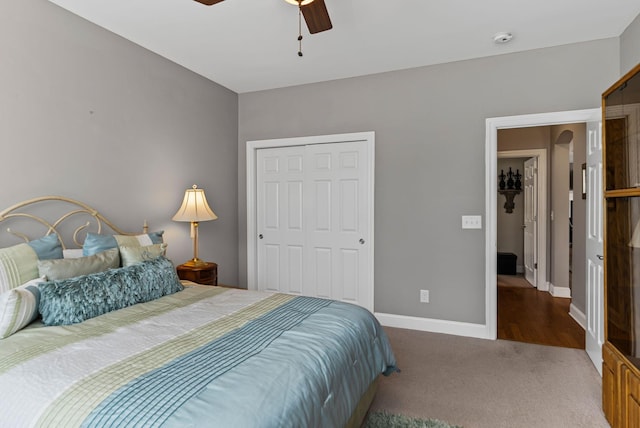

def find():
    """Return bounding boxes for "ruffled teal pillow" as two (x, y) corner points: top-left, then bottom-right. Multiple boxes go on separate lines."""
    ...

(39, 256), (183, 326)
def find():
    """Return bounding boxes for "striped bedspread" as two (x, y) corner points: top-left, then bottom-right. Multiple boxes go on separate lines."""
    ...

(0, 285), (396, 428)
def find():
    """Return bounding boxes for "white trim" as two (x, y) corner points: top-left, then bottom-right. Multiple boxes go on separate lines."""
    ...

(486, 109), (601, 340)
(549, 283), (572, 298)
(569, 303), (587, 331)
(246, 132), (376, 311)
(375, 313), (490, 339)
(497, 148), (548, 291)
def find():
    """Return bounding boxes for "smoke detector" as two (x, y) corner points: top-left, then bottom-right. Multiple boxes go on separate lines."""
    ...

(493, 32), (513, 44)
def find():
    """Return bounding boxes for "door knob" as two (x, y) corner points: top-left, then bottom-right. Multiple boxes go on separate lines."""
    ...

(259, 234), (263, 239)
(597, 254), (604, 260)
(359, 238), (365, 245)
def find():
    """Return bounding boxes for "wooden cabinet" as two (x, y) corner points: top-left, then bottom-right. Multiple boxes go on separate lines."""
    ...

(603, 62), (640, 428)
(176, 262), (218, 286)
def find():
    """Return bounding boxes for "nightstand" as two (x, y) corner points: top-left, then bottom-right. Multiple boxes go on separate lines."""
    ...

(176, 262), (217, 286)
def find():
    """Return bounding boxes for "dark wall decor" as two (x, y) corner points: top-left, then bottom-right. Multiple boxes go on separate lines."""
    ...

(498, 167), (522, 213)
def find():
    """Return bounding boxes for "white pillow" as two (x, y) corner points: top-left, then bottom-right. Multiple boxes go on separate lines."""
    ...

(62, 249), (84, 259)
(0, 277), (45, 339)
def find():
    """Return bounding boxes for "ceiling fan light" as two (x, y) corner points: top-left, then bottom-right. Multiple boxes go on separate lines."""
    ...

(284, 0), (315, 5)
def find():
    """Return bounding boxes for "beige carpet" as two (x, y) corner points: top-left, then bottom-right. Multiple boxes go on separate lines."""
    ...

(370, 327), (608, 428)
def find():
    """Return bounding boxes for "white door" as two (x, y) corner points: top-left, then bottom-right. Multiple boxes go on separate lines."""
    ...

(524, 157), (538, 287)
(585, 120), (605, 374)
(257, 146), (306, 295)
(256, 141), (372, 310)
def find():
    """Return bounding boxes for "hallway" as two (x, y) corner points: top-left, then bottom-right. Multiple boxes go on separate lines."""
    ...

(497, 274), (585, 349)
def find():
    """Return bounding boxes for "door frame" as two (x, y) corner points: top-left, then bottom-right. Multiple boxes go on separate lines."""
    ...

(485, 109), (600, 340)
(246, 131), (376, 306)
(497, 149), (548, 290)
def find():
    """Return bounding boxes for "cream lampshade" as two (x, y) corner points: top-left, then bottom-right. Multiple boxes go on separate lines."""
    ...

(172, 184), (218, 266)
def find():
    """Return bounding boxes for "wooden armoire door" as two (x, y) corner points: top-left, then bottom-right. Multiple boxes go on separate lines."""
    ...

(602, 62), (640, 428)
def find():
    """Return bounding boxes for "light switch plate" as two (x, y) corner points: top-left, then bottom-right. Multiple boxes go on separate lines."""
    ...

(462, 215), (482, 229)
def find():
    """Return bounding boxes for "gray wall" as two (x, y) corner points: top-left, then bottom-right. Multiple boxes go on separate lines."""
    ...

(0, 0), (239, 285)
(239, 38), (619, 324)
(621, 13), (640, 74)
(5, 0), (635, 326)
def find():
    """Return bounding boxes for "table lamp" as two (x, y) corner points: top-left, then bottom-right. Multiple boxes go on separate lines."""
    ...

(172, 184), (218, 266)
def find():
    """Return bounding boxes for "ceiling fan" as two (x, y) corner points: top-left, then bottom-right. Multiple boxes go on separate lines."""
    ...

(193, 0), (333, 34)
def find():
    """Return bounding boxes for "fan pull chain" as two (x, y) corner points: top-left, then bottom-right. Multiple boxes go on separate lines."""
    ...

(297, 3), (303, 57)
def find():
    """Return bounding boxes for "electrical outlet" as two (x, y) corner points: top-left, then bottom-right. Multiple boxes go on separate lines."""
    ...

(461, 215), (482, 229)
(420, 289), (430, 303)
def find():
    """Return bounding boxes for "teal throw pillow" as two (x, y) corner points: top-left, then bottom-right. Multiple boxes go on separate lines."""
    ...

(27, 234), (63, 260)
(39, 256), (183, 326)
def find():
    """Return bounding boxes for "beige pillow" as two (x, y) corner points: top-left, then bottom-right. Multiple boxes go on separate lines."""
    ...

(119, 243), (167, 267)
(38, 248), (120, 281)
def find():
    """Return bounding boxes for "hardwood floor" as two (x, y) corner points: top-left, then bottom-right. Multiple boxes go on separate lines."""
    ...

(497, 274), (585, 349)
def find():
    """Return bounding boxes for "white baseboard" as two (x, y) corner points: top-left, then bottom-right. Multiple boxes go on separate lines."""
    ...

(549, 282), (571, 298)
(374, 312), (490, 339)
(569, 303), (586, 330)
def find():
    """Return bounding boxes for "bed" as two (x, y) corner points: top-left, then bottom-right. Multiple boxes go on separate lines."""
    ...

(0, 196), (396, 428)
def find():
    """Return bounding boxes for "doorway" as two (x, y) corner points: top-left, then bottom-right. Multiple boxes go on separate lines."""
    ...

(497, 150), (547, 291)
(485, 109), (602, 350)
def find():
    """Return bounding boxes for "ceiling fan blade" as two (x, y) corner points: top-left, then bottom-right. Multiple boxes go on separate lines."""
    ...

(301, 0), (332, 34)
(193, 0), (224, 5)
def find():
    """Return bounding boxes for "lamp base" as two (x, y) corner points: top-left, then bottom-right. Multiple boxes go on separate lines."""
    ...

(180, 258), (208, 267)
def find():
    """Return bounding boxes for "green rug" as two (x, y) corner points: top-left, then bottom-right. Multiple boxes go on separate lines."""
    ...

(364, 410), (462, 428)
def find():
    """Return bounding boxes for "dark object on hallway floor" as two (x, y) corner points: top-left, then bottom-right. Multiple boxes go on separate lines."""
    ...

(497, 252), (517, 275)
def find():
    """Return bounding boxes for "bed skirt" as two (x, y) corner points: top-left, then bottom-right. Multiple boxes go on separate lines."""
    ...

(345, 376), (380, 428)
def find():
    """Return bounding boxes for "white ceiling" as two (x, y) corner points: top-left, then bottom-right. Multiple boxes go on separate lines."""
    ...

(48, 0), (640, 93)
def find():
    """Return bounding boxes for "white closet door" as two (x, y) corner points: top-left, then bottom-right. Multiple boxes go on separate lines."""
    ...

(256, 141), (371, 310)
(256, 146), (305, 294)
(304, 141), (370, 307)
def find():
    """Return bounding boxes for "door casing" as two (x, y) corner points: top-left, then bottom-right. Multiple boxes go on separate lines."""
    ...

(486, 109), (601, 340)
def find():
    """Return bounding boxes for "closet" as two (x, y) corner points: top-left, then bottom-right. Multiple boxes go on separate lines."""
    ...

(255, 139), (373, 310)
